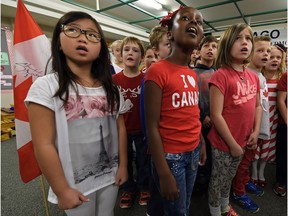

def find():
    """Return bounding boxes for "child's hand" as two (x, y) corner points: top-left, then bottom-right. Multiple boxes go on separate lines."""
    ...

(230, 144), (244, 158)
(57, 187), (89, 210)
(159, 173), (179, 201)
(115, 165), (128, 186)
(247, 132), (258, 147)
(199, 143), (207, 166)
(246, 144), (257, 150)
(203, 116), (212, 128)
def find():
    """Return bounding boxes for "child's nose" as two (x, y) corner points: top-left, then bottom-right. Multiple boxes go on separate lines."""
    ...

(78, 33), (88, 42)
(242, 38), (248, 44)
(264, 51), (270, 56)
(190, 18), (197, 25)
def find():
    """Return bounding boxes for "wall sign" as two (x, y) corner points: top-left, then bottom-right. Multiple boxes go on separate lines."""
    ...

(253, 27), (287, 46)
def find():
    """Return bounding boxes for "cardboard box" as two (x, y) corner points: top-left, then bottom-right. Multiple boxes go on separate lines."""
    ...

(1, 131), (10, 141)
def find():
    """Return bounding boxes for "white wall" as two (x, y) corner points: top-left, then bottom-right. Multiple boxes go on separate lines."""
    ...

(1, 91), (14, 108)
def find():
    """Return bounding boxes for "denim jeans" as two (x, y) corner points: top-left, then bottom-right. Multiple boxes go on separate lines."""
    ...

(122, 133), (149, 192)
(151, 145), (200, 216)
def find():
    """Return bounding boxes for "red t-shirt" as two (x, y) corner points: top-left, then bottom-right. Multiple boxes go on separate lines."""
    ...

(277, 72), (287, 125)
(145, 60), (201, 153)
(113, 71), (144, 134)
(208, 67), (260, 152)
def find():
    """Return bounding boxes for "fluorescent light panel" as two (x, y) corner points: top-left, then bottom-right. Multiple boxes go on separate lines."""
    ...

(138, 0), (163, 10)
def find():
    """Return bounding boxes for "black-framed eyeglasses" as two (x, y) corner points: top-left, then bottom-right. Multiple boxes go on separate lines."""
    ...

(61, 24), (101, 43)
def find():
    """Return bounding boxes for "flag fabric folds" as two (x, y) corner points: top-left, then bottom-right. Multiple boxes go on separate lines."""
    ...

(13, 0), (51, 183)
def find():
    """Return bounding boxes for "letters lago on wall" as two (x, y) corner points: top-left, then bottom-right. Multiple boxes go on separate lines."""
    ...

(253, 27), (287, 46)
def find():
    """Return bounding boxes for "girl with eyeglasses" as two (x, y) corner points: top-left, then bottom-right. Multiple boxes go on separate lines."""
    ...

(25, 11), (128, 216)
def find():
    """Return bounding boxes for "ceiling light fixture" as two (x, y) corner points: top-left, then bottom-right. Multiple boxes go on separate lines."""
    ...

(138, 0), (163, 10)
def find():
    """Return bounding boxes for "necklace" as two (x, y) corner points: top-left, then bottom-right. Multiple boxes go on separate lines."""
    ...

(239, 72), (246, 83)
(77, 77), (99, 87)
(233, 67), (246, 84)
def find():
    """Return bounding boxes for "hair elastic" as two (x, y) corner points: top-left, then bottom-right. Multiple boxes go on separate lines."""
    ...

(159, 5), (185, 27)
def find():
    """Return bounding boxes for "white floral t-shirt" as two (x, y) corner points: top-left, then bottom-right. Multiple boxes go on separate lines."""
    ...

(25, 73), (126, 204)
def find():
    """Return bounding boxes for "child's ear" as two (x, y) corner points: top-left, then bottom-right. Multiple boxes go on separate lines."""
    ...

(167, 31), (173, 40)
(152, 47), (159, 58)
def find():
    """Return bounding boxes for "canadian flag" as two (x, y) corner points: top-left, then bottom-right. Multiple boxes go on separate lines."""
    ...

(13, 0), (51, 183)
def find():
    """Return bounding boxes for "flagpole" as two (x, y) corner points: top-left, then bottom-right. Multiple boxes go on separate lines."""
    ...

(40, 175), (50, 216)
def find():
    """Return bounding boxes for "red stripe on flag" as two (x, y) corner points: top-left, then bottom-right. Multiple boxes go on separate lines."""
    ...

(14, 0), (43, 44)
(13, 76), (33, 121)
(13, 0), (50, 183)
(18, 141), (41, 183)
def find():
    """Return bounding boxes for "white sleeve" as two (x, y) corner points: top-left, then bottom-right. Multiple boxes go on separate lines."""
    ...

(118, 90), (127, 115)
(24, 75), (56, 111)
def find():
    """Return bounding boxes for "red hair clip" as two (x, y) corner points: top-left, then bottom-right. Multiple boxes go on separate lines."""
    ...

(159, 5), (185, 27)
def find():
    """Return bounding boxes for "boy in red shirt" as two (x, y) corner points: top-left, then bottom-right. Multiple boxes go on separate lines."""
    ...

(113, 36), (149, 208)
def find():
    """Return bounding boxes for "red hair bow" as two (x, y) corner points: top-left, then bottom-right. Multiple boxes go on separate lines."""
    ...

(159, 5), (185, 27)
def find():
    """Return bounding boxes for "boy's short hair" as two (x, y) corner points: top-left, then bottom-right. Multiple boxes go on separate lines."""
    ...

(254, 35), (271, 43)
(144, 45), (153, 55)
(121, 36), (145, 57)
(149, 26), (168, 49)
(198, 35), (218, 50)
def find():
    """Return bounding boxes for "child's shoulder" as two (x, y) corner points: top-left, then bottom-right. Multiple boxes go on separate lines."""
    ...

(246, 68), (261, 79)
(34, 73), (58, 85)
(151, 59), (187, 69)
(214, 67), (231, 75)
(152, 59), (167, 66)
(147, 59), (167, 72)
(112, 70), (124, 79)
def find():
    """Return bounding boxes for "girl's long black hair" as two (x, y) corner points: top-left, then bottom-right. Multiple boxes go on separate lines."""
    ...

(49, 11), (119, 113)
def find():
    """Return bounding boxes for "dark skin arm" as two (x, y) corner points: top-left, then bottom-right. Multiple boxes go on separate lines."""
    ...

(199, 133), (207, 166)
(203, 115), (212, 128)
(144, 81), (179, 201)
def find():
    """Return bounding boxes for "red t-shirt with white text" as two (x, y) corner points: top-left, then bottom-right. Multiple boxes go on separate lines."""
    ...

(208, 67), (260, 152)
(145, 60), (201, 153)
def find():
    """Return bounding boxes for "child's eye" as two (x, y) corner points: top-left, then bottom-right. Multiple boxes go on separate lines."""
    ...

(196, 20), (203, 26)
(246, 36), (252, 41)
(87, 32), (100, 39)
(181, 16), (189, 21)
